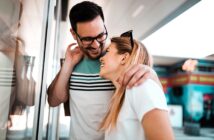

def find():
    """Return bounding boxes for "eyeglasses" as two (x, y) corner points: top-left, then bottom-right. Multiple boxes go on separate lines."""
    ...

(75, 25), (108, 46)
(120, 30), (134, 48)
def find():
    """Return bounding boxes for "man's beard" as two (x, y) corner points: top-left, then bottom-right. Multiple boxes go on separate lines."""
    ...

(80, 43), (105, 59)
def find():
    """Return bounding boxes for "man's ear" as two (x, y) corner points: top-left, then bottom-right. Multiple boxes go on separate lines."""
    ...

(70, 28), (77, 40)
(121, 52), (130, 65)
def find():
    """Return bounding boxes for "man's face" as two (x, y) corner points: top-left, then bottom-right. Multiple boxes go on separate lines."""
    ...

(73, 16), (109, 59)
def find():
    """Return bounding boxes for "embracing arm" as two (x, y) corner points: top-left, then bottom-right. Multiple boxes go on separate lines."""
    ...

(142, 109), (174, 140)
(118, 64), (162, 88)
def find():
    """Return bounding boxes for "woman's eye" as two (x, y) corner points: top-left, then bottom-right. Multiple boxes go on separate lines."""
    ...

(101, 51), (107, 57)
(106, 49), (109, 53)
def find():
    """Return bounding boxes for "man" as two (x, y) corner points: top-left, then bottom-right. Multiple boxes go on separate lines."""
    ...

(47, 1), (161, 140)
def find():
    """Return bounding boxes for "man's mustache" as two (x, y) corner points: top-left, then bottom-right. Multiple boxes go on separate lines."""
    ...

(86, 43), (104, 51)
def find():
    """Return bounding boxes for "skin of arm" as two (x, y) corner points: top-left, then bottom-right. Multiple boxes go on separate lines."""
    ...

(47, 43), (83, 107)
(117, 64), (162, 89)
(142, 109), (175, 140)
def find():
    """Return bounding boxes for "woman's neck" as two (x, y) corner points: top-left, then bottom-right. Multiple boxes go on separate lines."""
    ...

(109, 68), (124, 89)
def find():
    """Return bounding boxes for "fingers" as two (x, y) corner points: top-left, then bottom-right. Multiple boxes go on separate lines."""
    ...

(128, 66), (163, 89)
(66, 43), (77, 54)
(125, 65), (150, 88)
(67, 43), (77, 51)
(117, 63), (163, 89)
(72, 46), (81, 53)
(117, 64), (135, 86)
(127, 68), (149, 88)
(117, 64), (146, 88)
(67, 43), (81, 55)
(117, 64), (160, 89)
(132, 72), (150, 87)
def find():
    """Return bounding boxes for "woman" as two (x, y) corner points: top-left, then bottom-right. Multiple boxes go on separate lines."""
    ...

(99, 31), (174, 140)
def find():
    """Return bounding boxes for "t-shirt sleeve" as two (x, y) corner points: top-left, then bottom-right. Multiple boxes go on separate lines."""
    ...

(126, 79), (168, 121)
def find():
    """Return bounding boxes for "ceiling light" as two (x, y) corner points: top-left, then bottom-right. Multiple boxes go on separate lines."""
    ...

(132, 5), (144, 18)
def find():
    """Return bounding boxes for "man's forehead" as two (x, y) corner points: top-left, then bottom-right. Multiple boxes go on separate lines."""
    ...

(76, 16), (105, 36)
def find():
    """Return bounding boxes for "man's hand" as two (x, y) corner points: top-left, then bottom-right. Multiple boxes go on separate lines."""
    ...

(65, 43), (83, 66)
(117, 64), (162, 88)
(47, 43), (83, 107)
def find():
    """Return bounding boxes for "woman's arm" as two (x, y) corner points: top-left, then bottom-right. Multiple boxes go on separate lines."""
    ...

(142, 109), (174, 140)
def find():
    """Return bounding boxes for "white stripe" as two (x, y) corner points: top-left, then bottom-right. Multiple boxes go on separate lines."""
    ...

(0, 76), (15, 79)
(0, 67), (14, 71)
(0, 83), (15, 86)
(0, 79), (15, 82)
(0, 71), (15, 74)
(71, 82), (113, 86)
(72, 72), (99, 76)
(70, 79), (112, 83)
(71, 76), (101, 80)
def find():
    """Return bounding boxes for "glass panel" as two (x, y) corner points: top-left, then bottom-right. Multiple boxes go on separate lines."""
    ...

(43, 0), (72, 139)
(0, 0), (48, 139)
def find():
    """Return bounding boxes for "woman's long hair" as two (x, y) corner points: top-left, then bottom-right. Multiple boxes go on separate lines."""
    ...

(99, 37), (152, 131)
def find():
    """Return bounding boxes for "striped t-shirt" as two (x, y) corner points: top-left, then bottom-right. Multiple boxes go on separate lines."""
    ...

(69, 57), (115, 140)
(0, 51), (16, 139)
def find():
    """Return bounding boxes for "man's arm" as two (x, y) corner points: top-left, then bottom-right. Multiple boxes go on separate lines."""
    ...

(117, 64), (162, 88)
(47, 44), (83, 107)
(47, 60), (74, 107)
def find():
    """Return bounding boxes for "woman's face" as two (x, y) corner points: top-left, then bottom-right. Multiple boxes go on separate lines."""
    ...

(100, 43), (126, 80)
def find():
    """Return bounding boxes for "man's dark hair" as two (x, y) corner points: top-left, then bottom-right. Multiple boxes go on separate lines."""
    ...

(69, 1), (104, 32)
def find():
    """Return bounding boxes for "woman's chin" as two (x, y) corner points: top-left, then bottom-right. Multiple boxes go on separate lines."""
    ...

(99, 71), (104, 78)
(99, 71), (109, 79)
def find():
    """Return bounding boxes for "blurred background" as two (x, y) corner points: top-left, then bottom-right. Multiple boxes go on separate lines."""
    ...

(0, 0), (213, 139)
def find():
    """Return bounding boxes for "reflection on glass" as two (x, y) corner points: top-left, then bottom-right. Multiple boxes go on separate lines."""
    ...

(0, 0), (45, 139)
(0, 0), (24, 138)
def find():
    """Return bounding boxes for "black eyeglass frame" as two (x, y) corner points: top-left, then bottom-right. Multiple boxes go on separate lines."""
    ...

(74, 25), (108, 46)
(120, 30), (134, 48)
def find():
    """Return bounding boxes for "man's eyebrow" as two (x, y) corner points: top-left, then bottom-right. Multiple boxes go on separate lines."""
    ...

(81, 31), (103, 38)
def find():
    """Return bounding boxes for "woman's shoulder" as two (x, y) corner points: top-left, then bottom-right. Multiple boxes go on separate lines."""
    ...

(125, 79), (168, 118)
(125, 79), (167, 106)
(126, 79), (162, 94)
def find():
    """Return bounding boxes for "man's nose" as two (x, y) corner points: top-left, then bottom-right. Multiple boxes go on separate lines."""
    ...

(91, 39), (100, 48)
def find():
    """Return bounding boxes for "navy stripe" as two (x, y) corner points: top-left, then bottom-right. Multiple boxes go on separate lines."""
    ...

(71, 74), (100, 77)
(70, 84), (114, 88)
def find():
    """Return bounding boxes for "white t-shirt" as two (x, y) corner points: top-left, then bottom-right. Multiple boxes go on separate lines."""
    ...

(69, 57), (115, 140)
(105, 79), (168, 140)
(0, 50), (15, 139)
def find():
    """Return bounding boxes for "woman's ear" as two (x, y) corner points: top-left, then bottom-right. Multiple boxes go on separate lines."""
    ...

(70, 28), (77, 40)
(121, 52), (130, 65)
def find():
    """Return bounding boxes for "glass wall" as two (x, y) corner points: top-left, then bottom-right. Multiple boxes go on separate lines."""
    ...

(40, 0), (72, 139)
(0, 0), (50, 139)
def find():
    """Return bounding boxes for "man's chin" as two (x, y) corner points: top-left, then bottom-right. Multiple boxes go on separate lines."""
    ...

(87, 52), (101, 59)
